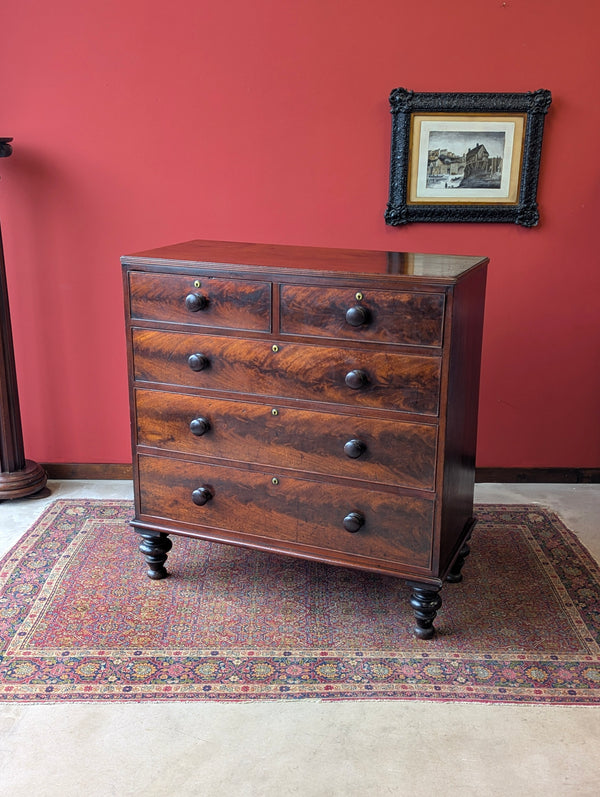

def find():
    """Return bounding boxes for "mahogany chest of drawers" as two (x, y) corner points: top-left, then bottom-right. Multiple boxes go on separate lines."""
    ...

(122, 240), (488, 638)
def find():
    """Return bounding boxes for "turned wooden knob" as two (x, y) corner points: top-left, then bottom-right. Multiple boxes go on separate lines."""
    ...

(188, 353), (210, 372)
(190, 417), (211, 436)
(191, 486), (213, 506)
(345, 369), (368, 389)
(344, 439), (366, 459)
(185, 292), (208, 312)
(343, 511), (365, 533)
(345, 305), (369, 327)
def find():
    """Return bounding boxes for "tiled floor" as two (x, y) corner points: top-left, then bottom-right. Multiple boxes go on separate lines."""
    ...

(0, 481), (599, 796)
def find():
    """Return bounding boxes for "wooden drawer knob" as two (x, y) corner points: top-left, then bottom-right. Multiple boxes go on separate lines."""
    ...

(188, 353), (210, 372)
(345, 369), (368, 389)
(185, 292), (208, 312)
(343, 511), (365, 533)
(191, 486), (213, 506)
(345, 305), (369, 327)
(190, 417), (211, 436)
(344, 439), (366, 458)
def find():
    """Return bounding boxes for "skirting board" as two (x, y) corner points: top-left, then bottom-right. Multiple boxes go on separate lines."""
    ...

(40, 463), (600, 484)
(476, 468), (599, 483)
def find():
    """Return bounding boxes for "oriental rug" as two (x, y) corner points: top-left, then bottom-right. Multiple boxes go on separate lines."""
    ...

(0, 500), (599, 704)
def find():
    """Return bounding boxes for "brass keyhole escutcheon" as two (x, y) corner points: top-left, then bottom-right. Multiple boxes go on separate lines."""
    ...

(272, 344), (279, 353)
(355, 292), (363, 301)
(272, 477), (279, 485)
(194, 280), (201, 288)
(271, 408), (279, 416)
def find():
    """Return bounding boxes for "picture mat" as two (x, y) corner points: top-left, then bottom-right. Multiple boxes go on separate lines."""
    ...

(408, 114), (525, 204)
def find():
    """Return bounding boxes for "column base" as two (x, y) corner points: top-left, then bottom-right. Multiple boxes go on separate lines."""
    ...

(0, 460), (47, 500)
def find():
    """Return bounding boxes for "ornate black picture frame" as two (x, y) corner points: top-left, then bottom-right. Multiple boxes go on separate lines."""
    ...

(385, 89), (552, 226)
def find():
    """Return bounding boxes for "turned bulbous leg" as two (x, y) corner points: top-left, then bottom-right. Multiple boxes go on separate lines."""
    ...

(446, 519), (476, 584)
(408, 583), (443, 640)
(138, 532), (172, 580)
(446, 539), (471, 583)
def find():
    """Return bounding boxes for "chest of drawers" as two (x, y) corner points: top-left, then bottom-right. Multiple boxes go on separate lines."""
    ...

(122, 240), (488, 638)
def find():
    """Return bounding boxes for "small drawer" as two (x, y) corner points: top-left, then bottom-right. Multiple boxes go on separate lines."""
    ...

(280, 285), (445, 347)
(132, 331), (441, 416)
(128, 271), (271, 331)
(137, 455), (434, 569)
(135, 389), (438, 489)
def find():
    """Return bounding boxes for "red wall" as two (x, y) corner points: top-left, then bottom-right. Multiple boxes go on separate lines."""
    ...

(1, 0), (599, 468)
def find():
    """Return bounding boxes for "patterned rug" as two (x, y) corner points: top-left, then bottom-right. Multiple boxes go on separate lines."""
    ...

(0, 500), (599, 703)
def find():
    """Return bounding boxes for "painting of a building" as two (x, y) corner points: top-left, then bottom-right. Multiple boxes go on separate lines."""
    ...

(426, 131), (505, 190)
(462, 143), (503, 188)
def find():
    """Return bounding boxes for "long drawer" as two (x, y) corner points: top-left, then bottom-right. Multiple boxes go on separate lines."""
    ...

(135, 389), (437, 489)
(129, 271), (271, 331)
(280, 285), (445, 346)
(137, 455), (434, 569)
(132, 330), (441, 416)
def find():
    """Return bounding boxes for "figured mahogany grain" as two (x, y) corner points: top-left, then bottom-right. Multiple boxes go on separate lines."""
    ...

(280, 285), (445, 346)
(129, 272), (271, 331)
(132, 330), (441, 416)
(135, 388), (438, 489)
(137, 454), (433, 569)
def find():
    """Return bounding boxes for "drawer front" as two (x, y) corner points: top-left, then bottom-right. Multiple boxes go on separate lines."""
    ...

(132, 330), (441, 416)
(128, 271), (271, 331)
(280, 285), (445, 346)
(137, 455), (434, 569)
(135, 389), (437, 489)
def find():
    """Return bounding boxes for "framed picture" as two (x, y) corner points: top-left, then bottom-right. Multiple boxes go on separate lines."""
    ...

(385, 89), (552, 226)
